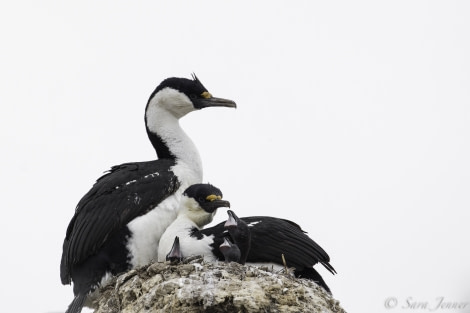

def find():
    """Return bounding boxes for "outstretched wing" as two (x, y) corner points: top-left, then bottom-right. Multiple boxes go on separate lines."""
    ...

(60, 159), (180, 284)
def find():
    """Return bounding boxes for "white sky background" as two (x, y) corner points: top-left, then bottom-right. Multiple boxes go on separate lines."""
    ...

(1, 1), (469, 312)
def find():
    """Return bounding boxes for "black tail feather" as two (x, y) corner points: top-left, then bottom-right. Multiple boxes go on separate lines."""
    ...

(295, 267), (332, 294)
(65, 293), (86, 313)
(321, 261), (337, 275)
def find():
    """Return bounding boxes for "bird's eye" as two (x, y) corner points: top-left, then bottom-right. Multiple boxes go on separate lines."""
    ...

(189, 94), (197, 99)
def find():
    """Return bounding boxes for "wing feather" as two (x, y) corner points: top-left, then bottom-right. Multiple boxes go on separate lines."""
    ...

(199, 216), (335, 274)
(243, 216), (335, 273)
(60, 159), (180, 284)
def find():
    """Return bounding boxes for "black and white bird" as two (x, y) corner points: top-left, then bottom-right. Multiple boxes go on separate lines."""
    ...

(60, 75), (236, 313)
(157, 183), (230, 262)
(199, 211), (337, 294)
(158, 187), (334, 293)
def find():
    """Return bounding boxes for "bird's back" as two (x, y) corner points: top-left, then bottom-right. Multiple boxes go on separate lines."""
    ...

(61, 158), (180, 284)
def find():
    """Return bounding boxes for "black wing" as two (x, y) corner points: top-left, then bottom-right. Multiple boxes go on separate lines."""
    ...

(60, 159), (180, 284)
(242, 216), (336, 274)
(200, 216), (335, 274)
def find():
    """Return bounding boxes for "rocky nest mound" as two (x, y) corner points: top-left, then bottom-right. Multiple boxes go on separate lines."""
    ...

(92, 256), (346, 313)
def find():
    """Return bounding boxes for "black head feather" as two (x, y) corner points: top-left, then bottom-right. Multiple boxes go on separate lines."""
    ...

(148, 74), (208, 104)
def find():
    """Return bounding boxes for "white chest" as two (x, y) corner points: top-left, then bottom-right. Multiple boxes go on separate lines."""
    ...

(126, 162), (202, 267)
(126, 192), (180, 267)
(157, 217), (216, 262)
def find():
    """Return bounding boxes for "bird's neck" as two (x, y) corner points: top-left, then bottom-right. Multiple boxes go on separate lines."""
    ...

(173, 214), (198, 229)
(177, 209), (215, 229)
(146, 107), (203, 181)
